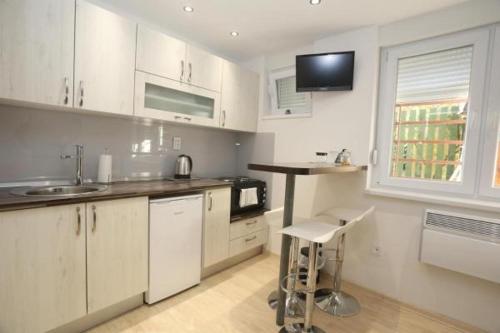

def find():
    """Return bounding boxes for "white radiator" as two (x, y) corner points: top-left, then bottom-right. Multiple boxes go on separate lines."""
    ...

(420, 209), (500, 284)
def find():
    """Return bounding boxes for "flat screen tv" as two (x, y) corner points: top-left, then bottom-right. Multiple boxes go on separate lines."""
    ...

(296, 51), (355, 92)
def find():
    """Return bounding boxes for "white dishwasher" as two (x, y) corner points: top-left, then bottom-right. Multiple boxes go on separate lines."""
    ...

(146, 194), (203, 304)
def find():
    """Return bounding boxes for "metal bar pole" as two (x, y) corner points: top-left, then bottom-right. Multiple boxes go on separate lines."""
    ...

(304, 242), (319, 330)
(276, 173), (296, 326)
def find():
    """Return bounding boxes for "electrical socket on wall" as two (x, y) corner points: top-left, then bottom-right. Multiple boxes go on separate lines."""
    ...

(173, 136), (181, 151)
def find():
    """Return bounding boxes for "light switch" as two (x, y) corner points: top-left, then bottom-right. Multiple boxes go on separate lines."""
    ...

(173, 136), (181, 150)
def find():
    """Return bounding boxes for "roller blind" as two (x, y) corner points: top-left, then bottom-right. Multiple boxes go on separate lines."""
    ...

(276, 76), (308, 110)
(396, 46), (473, 104)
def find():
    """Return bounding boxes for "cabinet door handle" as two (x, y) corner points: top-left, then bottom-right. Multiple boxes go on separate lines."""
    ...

(180, 60), (185, 81)
(64, 77), (69, 105)
(188, 62), (192, 83)
(208, 193), (213, 211)
(92, 205), (97, 232)
(245, 236), (257, 242)
(76, 206), (81, 236)
(222, 110), (226, 127)
(184, 117), (192, 122)
(246, 220), (257, 226)
(174, 115), (182, 120)
(79, 81), (84, 107)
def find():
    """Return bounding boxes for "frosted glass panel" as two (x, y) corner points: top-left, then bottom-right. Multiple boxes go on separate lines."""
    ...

(145, 83), (215, 119)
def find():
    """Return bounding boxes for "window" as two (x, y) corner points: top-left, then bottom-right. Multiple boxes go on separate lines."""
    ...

(373, 27), (498, 200)
(267, 66), (311, 118)
(390, 46), (472, 183)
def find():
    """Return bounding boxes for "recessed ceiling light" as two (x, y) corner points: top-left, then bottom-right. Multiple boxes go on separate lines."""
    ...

(183, 5), (194, 12)
(309, 0), (321, 5)
(230, 31), (239, 37)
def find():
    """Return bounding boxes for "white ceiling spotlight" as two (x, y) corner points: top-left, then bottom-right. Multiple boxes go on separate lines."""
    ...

(230, 31), (239, 37)
(309, 0), (321, 5)
(183, 5), (194, 12)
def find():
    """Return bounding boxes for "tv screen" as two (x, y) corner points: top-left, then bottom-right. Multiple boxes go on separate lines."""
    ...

(296, 51), (355, 92)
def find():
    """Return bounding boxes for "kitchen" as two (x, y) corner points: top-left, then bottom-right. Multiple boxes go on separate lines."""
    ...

(1, 1), (500, 333)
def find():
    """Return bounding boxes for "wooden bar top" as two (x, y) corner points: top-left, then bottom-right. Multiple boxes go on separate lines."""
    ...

(248, 162), (367, 175)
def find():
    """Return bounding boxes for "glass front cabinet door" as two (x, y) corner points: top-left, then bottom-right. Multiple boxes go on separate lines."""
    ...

(135, 71), (221, 127)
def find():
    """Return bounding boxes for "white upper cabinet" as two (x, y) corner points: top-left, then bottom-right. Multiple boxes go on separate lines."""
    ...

(74, 0), (136, 115)
(186, 45), (223, 92)
(136, 25), (187, 83)
(220, 60), (240, 129)
(238, 68), (260, 132)
(220, 60), (259, 132)
(0, 0), (75, 107)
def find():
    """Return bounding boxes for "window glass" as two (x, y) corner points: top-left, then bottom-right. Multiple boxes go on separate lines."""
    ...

(390, 46), (473, 182)
(275, 76), (308, 114)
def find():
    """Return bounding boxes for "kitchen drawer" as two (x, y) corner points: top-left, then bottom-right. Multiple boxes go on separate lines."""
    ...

(229, 229), (267, 257)
(230, 216), (266, 240)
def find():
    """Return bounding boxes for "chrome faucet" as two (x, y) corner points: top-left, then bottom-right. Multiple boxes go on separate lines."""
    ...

(61, 145), (84, 185)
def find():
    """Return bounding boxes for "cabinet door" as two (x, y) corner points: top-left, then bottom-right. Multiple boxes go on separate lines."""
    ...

(74, 0), (136, 115)
(136, 25), (187, 82)
(135, 71), (221, 128)
(0, 0), (74, 107)
(186, 45), (223, 92)
(220, 60), (241, 129)
(86, 197), (148, 313)
(0, 204), (86, 333)
(237, 68), (260, 132)
(203, 188), (231, 267)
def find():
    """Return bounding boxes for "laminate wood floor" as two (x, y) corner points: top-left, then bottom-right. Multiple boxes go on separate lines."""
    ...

(88, 253), (483, 333)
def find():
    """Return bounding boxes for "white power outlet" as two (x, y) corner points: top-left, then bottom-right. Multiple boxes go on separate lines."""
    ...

(371, 244), (382, 256)
(173, 136), (181, 151)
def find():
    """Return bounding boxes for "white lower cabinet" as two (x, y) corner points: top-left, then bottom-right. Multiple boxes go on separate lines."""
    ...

(203, 188), (231, 267)
(0, 197), (148, 332)
(0, 204), (87, 333)
(229, 216), (268, 257)
(86, 197), (149, 313)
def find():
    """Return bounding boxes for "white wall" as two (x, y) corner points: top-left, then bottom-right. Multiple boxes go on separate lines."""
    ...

(247, 2), (500, 331)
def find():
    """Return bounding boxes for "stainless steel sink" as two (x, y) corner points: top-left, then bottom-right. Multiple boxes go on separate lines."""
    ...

(11, 184), (108, 197)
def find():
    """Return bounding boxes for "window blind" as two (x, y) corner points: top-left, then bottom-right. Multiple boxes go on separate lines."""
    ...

(396, 46), (473, 104)
(276, 76), (308, 110)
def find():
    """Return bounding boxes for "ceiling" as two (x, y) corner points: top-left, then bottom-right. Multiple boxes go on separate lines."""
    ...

(98, 0), (468, 60)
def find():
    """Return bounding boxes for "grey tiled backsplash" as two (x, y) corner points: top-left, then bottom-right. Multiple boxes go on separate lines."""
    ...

(0, 105), (238, 183)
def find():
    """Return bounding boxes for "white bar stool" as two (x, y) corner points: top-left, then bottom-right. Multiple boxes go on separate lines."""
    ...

(313, 207), (374, 317)
(277, 220), (340, 333)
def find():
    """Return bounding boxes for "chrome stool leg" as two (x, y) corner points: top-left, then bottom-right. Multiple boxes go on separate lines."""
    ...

(269, 237), (305, 317)
(314, 220), (360, 317)
(280, 241), (325, 333)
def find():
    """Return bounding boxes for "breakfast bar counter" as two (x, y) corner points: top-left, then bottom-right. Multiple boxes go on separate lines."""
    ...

(248, 162), (367, 326)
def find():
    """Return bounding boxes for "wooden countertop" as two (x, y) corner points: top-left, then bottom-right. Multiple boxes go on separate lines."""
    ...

(248, 162), (367, 175)
(0, 179), (230, 212)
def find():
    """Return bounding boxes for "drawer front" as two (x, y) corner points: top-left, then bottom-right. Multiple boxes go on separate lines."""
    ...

(230, 216), (266, 240)
(229, 229), (267, 257)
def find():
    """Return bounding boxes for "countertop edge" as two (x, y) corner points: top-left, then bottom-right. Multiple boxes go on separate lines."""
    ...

(0, 182), (231, 213)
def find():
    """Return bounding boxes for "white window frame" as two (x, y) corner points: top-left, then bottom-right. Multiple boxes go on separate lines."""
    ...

(478, 25), (500, 199)
(266, 66), (312, 119)
(372, 27), (490, 197)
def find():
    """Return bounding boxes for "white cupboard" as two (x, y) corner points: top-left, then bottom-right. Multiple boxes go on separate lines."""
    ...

(136, 25), (187, 83)
(203, 188), (231, 267)
(220, 60), (260, 132)
(74, 0), (136, 115)
(86, 197), (149, 313)
(0, 204), (87, 333)
(135, 71), (221, 127)
(0, 0), (75, 107)
(186, 45), (223, 92)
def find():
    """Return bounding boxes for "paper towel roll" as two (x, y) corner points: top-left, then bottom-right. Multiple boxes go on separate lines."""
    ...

(97, 154), (112, 183)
